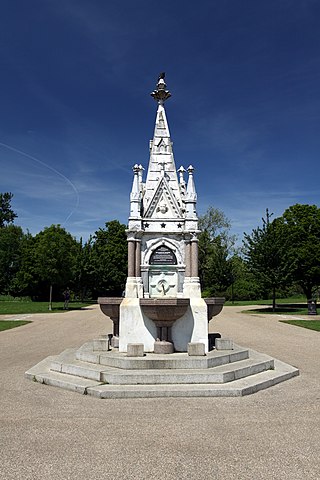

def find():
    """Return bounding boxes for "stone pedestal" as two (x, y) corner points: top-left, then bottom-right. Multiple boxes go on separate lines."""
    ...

(111, 336), (119, 348)
(154, 341), (174, 354)
(93, 339), (109, 351)
(127, 343), (144, 357)
(215, 338), (234, 350)
(188, 342), (206, 356)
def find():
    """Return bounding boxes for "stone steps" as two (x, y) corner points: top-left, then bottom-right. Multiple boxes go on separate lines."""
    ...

(25, 356), (102, 394)
(87, 361), (299, 398)
(25, 355), (298, 398)
(102, 357), (274, 385)
(76, 344), (249, 370)
(25, 343), (299, 398)
(51, 348), (105, 381)
(50, 348), (274, 385)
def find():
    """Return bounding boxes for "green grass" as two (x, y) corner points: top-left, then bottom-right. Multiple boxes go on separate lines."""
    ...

(0, 320), (32, 332)
(0, 301), (93, 315)
(245, 306), (309, 315)
(225, 295), (316, 315)
(225, 295), (307, 306)
(280, 320), (320, 332)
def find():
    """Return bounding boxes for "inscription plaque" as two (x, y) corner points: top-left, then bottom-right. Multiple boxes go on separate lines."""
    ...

(150, 246), (177, 265)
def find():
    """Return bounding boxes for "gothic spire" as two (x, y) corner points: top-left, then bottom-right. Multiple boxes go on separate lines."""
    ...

(144, 74), (181, 216)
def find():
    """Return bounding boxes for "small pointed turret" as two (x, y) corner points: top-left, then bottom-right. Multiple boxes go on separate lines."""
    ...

(185, 165), (198, 221)
(129, 164), (142, 221)
(186, 165), (197, 201)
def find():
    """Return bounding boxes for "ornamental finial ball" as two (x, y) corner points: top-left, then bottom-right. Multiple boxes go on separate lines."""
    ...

(150, 72), (171, 103)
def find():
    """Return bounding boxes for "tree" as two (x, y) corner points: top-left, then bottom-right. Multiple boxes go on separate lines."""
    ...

(200, 237), (235, 296)
(0, 192), (17, 227)
(32, 225), (79, 307)
(89, 220), (127, 297)
(72, 236), (95, 301)
(280, 204), (320, 300)
(0, 225), (25, 294)
(198, 206), (236, 295)
(9, 232), (37, 297)
(225, 255), (263, 301)
(199, 206), (234, 248)
(243, 210), (293, 310)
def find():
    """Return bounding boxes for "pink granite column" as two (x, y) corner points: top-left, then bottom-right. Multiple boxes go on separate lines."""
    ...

(185, 240), (191, 277)
(135, 240), (141, 277)
(127, 239), (136, 277)
(191, 238), (199, 278)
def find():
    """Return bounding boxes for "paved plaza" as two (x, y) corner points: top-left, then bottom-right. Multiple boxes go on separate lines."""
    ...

(0, 305), (319, 480)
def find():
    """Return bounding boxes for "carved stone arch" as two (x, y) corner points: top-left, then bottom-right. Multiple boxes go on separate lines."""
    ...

(144, 238), (183, 265)
(150, 246), (177, 265)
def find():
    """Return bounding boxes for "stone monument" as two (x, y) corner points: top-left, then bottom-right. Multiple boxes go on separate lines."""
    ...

(25, 74), (299, 398)
(100, 74), (224, 353)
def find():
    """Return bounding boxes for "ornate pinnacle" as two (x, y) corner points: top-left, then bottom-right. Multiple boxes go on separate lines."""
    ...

(150, 72), (171, 104)
(177, 166), (186, 185)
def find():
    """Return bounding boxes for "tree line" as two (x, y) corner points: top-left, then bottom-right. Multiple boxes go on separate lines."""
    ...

(199, 204), (320, 306)
(1, 192), (320, 304)
(0, 193), (127, 301)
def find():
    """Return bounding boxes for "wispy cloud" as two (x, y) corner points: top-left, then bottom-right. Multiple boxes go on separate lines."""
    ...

(0, 139), (130, 238)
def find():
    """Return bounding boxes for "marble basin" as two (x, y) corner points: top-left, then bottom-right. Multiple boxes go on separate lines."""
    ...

(204, 297), (225, 321)
(140, 298), (190, 342)
(98, 297), (123, 336)
(139, 298), (190, 327)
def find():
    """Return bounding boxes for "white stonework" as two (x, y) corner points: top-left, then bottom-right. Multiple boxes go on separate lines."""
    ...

(121, 74), (207, 352)
(119, 298), (157, 352)
(171, 298), (208, 352)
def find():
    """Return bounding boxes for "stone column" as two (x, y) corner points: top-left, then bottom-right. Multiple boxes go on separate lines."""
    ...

(135, 239), (141, 277)
(191, 238), (199, 278)
(127, 239), (136, 277)
(185, 240), (191, 277)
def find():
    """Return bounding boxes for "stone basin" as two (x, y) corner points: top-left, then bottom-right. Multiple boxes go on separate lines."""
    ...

(98, 297), (123, 336)
(139, 298), (190, 327)
(140, 298), (190, 342)
(204, 297), (225, 321)
(98, 297), (224, 341)
(98, 297), (123, 318)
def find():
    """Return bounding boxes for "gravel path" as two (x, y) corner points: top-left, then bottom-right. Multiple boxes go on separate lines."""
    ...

(0, 304), (319, 480)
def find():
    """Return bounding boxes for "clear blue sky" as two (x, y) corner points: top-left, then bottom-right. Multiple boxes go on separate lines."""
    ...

(1, 0), (320, 243)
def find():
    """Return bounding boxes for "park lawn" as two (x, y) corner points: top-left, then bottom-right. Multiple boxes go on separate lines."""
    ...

(280, 320), (320, 332)
(225, 296), (307, 306)
(0, 301), (93, 315)
(245, 306), (309, 315)
(0, 320), (32, 332)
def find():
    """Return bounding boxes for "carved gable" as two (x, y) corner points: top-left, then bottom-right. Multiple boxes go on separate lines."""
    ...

(144, 176), (182, 219)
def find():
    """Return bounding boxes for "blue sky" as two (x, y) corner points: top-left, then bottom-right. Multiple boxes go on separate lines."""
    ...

(1, 0), (320, 244)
